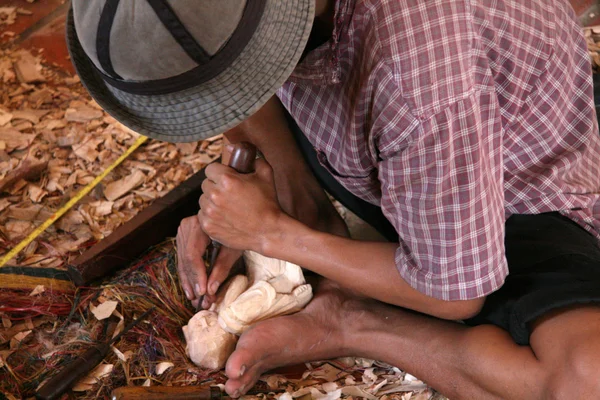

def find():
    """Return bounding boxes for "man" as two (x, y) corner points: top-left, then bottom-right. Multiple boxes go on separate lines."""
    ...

(68, 0), (600, 398)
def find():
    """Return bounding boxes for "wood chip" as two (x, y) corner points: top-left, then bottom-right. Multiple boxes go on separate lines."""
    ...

(72, 364), (114, 392)
(91, 200), (114, 217)
(7, 204), (52, 221)
(72, 137), (102, 162)
(64, 75), (81, 85)
(11, 109), (49, 124)
(0, 110), (12, 126)
(28, 183), (48, 202)
(0, 127), (36, 152)
(1, 316), (11, 329)
(341, 386), (378, 400)
(4, 220), (34, 240)
(13, 51), (45, 83)
(175, 142), (198, 155)
(104, 170), (146, 201)
(65, 107), (103, 122)
(306, 363), (344, 382)
(0, 7), (17, 26)
(16, 8), (33, 15)
(155, 361), (175, 375)
(9, 330), (31, 349)
(0, 198), (11, 213)
(91, 301), (119, 321)
(29, 285), (45, 296)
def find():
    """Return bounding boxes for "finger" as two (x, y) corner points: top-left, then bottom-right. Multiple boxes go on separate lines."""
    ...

(201, 179), (223, 209)
(205, 162), (230, 182)
(198, 196), (218, 225)
(253, 157), (274, 182)
(191, 297), (200, 310)
(207, 249), (243, 295)
(202, 294), (217, 310)
(183, 216), (211, 297)
(176, 223), (195, 301)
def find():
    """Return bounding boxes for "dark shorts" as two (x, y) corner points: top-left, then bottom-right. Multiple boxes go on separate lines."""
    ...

(287, 114), (600, 346)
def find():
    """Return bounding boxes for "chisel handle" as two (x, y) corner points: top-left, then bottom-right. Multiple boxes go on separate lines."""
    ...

(111, 385), (222, 400)
(227, 141), (257, 174)
(36, 343), (110, 400)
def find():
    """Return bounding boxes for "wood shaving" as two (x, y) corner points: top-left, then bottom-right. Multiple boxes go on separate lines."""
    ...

(111, 345), (132, 362)
(156, 361), (175, 375)
(28, 284), (45, 296)
(262, 358), (445, 400)
(72, 364), (114, 392)
(104, 170), (146, 201)
(90, 300), (118, 321)
(0, 7), (17, 26)
(9, 330), (31, 349)
(13, 50), (46, 84)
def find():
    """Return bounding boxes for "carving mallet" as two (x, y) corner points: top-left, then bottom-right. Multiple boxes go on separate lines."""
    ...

(197, 142), (257, 311)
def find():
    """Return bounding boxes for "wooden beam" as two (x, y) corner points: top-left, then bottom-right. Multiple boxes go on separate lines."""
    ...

(67, 166), (208, 286)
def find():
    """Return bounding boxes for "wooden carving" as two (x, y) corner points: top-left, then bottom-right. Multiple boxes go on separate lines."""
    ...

(183, 251), (313, 369)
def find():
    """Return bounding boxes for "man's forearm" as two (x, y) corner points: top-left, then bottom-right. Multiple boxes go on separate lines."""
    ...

(261, 213), (485, 320)
(224, 96), (348, 236)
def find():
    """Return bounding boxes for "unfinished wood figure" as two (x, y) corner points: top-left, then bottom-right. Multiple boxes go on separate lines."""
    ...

(183, 251), (312, 369)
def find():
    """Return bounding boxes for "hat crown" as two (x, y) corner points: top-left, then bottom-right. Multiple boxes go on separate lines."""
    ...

(73, 0), (247, 81)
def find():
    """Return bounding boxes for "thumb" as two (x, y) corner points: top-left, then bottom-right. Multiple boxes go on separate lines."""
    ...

(254, 157), (274, 182)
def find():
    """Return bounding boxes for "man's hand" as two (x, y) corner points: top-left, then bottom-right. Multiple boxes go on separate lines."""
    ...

(176, 215), (242, 309)
(198, 153), (282, 254)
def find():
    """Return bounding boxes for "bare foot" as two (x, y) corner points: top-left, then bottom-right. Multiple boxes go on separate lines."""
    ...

(224, 279), (361, 397)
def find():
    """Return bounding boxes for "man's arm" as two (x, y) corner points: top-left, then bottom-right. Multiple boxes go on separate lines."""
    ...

(199, 159), (486, 321)
(263, 213), (486, 320)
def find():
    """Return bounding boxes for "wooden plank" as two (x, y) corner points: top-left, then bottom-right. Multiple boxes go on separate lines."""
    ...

(67, 165), (208, 286)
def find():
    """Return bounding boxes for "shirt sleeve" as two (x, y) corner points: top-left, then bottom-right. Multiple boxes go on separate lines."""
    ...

(378, 91), (508, 301)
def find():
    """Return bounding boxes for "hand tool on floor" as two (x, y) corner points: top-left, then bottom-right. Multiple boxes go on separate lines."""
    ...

(111, 385), (283, 400)
(196, 142), (257, 312)
(35, 307), (154, 400)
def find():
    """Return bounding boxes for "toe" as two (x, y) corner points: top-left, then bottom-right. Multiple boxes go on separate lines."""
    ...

(226, 340), (262, 380)
(225, 368), (261, 398)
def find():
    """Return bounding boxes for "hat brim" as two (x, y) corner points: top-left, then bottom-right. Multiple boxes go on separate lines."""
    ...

(67, 0), (314, 143)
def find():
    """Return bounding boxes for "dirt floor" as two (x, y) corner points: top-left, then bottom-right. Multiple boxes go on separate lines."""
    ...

(1, 1), (600, 400)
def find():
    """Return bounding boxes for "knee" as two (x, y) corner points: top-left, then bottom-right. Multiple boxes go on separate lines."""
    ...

(544, 342), (600, 399)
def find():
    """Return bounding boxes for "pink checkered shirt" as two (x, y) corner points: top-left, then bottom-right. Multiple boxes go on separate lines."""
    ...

(277, 0), (600, 300)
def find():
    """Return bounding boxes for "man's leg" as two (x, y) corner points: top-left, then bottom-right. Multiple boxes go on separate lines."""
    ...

(222, 211), (600, 399)
(223, 285), (600, 399)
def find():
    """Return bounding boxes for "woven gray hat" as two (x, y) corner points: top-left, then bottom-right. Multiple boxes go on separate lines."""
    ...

(66, 0), (314, 142)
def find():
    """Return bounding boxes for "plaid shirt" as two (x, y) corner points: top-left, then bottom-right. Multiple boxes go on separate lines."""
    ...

(277, 0), (600, 300)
